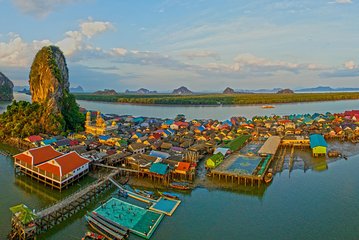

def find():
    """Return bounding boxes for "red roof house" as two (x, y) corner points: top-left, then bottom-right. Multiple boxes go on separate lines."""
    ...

(13, 146), (90, 187)
(25, 135), (43, 143)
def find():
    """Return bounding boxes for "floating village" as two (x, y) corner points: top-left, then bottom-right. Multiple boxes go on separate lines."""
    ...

(7, 109), (359, 240)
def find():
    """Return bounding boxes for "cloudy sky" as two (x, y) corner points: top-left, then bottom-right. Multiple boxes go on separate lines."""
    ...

(0, 0), (358, 92)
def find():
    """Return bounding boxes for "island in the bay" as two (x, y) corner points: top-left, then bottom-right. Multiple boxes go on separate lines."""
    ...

(0, 72), (14, 101)
(1, 46), (359, 240)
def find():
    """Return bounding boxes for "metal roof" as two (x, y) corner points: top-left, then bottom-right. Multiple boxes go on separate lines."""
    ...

(258, 136), (281, 155)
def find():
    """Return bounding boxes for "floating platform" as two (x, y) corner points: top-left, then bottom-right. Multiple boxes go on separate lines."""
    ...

(149, 197), (181, 216)
(93, 198), (164, 239)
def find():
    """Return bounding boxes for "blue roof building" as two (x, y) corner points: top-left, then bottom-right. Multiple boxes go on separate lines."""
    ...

(150, 163), (169, 175)
(149, 150), (171, 159)
(310, 134), (327, 157)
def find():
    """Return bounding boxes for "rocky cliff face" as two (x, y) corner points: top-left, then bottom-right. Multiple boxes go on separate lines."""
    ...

(28, 45), (84, 132)
(29, 46), (69, 113)
(172, 86), (193, 95)
(0, 72), (14, 101)
(277, 88), (294, 94)
(223, 87), (235, 94)
(94, 89), (118, 95)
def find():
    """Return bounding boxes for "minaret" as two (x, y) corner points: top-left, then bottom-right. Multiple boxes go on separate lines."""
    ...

(85, 111), (91, 127)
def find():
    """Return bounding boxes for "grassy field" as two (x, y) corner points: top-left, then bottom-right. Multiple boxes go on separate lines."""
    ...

(74, 92), (359, 105)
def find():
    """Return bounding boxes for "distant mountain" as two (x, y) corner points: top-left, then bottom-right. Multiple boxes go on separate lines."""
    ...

(296, 86), (359, 92)
(70, 85), (84, 93)
(236, 88), (282, 93)
(0, 72), (14, 101)
(18, 88), (31, 95)
(172, 86), (193, 95)
(223, 87), (235, 94)
(94, 89), (118, 95)
(277, 88), (294, 94)
(14, 85), (31, 95)
(14, 85), (30, 92)
(125, 88), (157, 94)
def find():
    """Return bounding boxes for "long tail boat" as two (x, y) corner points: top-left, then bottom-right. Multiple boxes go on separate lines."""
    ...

(169, 182), (191, 190)
(85, 212), (129, 240)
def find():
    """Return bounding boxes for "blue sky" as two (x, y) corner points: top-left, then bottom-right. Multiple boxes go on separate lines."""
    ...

(0, 0), (358, 92)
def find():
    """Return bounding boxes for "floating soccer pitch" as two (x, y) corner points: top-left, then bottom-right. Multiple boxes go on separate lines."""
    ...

(226, 155), (262, 175)
(94, 197), (164, 239)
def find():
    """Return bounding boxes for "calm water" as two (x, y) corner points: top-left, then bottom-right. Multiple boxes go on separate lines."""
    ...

(1, 94), (359, 239)
(1, 93), (359, 120)
(1, 153), (359, 240)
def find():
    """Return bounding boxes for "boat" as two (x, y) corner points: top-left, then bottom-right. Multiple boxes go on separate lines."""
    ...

(264, 169), (273, 183)
(85, 212), (129, 240)
(119, 175), (130, 185)
(134, 189), (155, 198)
(328, 150), (341, 158)
(261, 105), (275, 109)
(158, 191), (180, 200)
(82, 231), (105, 240)
(169, 182), (191, 190)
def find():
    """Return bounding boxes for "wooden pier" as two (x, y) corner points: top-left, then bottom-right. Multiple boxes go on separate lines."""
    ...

(9, 170), (123, 239)
(210, 170), (264, 187)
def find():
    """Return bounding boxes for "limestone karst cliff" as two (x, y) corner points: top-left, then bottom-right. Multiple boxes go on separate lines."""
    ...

(0, 72), (14, 101)
(29, 46), (69, 113)
(26, 45), (84, 133)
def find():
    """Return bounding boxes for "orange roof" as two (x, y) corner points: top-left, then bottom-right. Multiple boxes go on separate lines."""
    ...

(177, 162), (190, 172)
(13, 153), (32, 165)
(54, 152), (90, 176)
(37, 162), (61, 177)
(28, 146), (63, 165)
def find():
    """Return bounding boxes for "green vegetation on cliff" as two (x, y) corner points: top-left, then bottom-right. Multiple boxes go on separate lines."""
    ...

(0, 101), (63, 138)
(74, 92), (359, 105)
(28, 45), (84, 133)
(0, 46), (84, 138)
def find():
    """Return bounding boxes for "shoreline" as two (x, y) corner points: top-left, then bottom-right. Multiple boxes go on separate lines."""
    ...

(75, 95), (359, 107)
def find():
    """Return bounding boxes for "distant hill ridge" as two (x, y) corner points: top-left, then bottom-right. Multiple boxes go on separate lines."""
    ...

(94, 89), (118, 95)
(172, 86), (193, 95)
(125, 88), (157, 94)
(296, 86), (359, 92)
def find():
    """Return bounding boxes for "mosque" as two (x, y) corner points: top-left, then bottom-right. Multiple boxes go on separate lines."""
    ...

(85, 111), (118, 135)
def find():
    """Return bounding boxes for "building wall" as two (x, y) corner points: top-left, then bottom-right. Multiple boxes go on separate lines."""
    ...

(313, 146), (327, 156)
(61, 163), (89, 183)
(134, 148), (145, 154)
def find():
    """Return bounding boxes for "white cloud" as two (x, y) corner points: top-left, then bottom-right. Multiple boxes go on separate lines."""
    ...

(0, 34), (37, 67)
(56, 31), (83, 56)
(182, 50), (220, 60)
(233, 54), (300, 72)
(12, 0), (78, 18)
(110, 48), (128, 56)
(80, 18), (114, 38)
(335, 0), (352, 4)
(0, 18), (114, 66)
(344, 60), (356, 69)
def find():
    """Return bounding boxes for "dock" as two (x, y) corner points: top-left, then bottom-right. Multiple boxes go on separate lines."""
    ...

(209, 137), (281, 186)
(9, 170), (123, 239)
